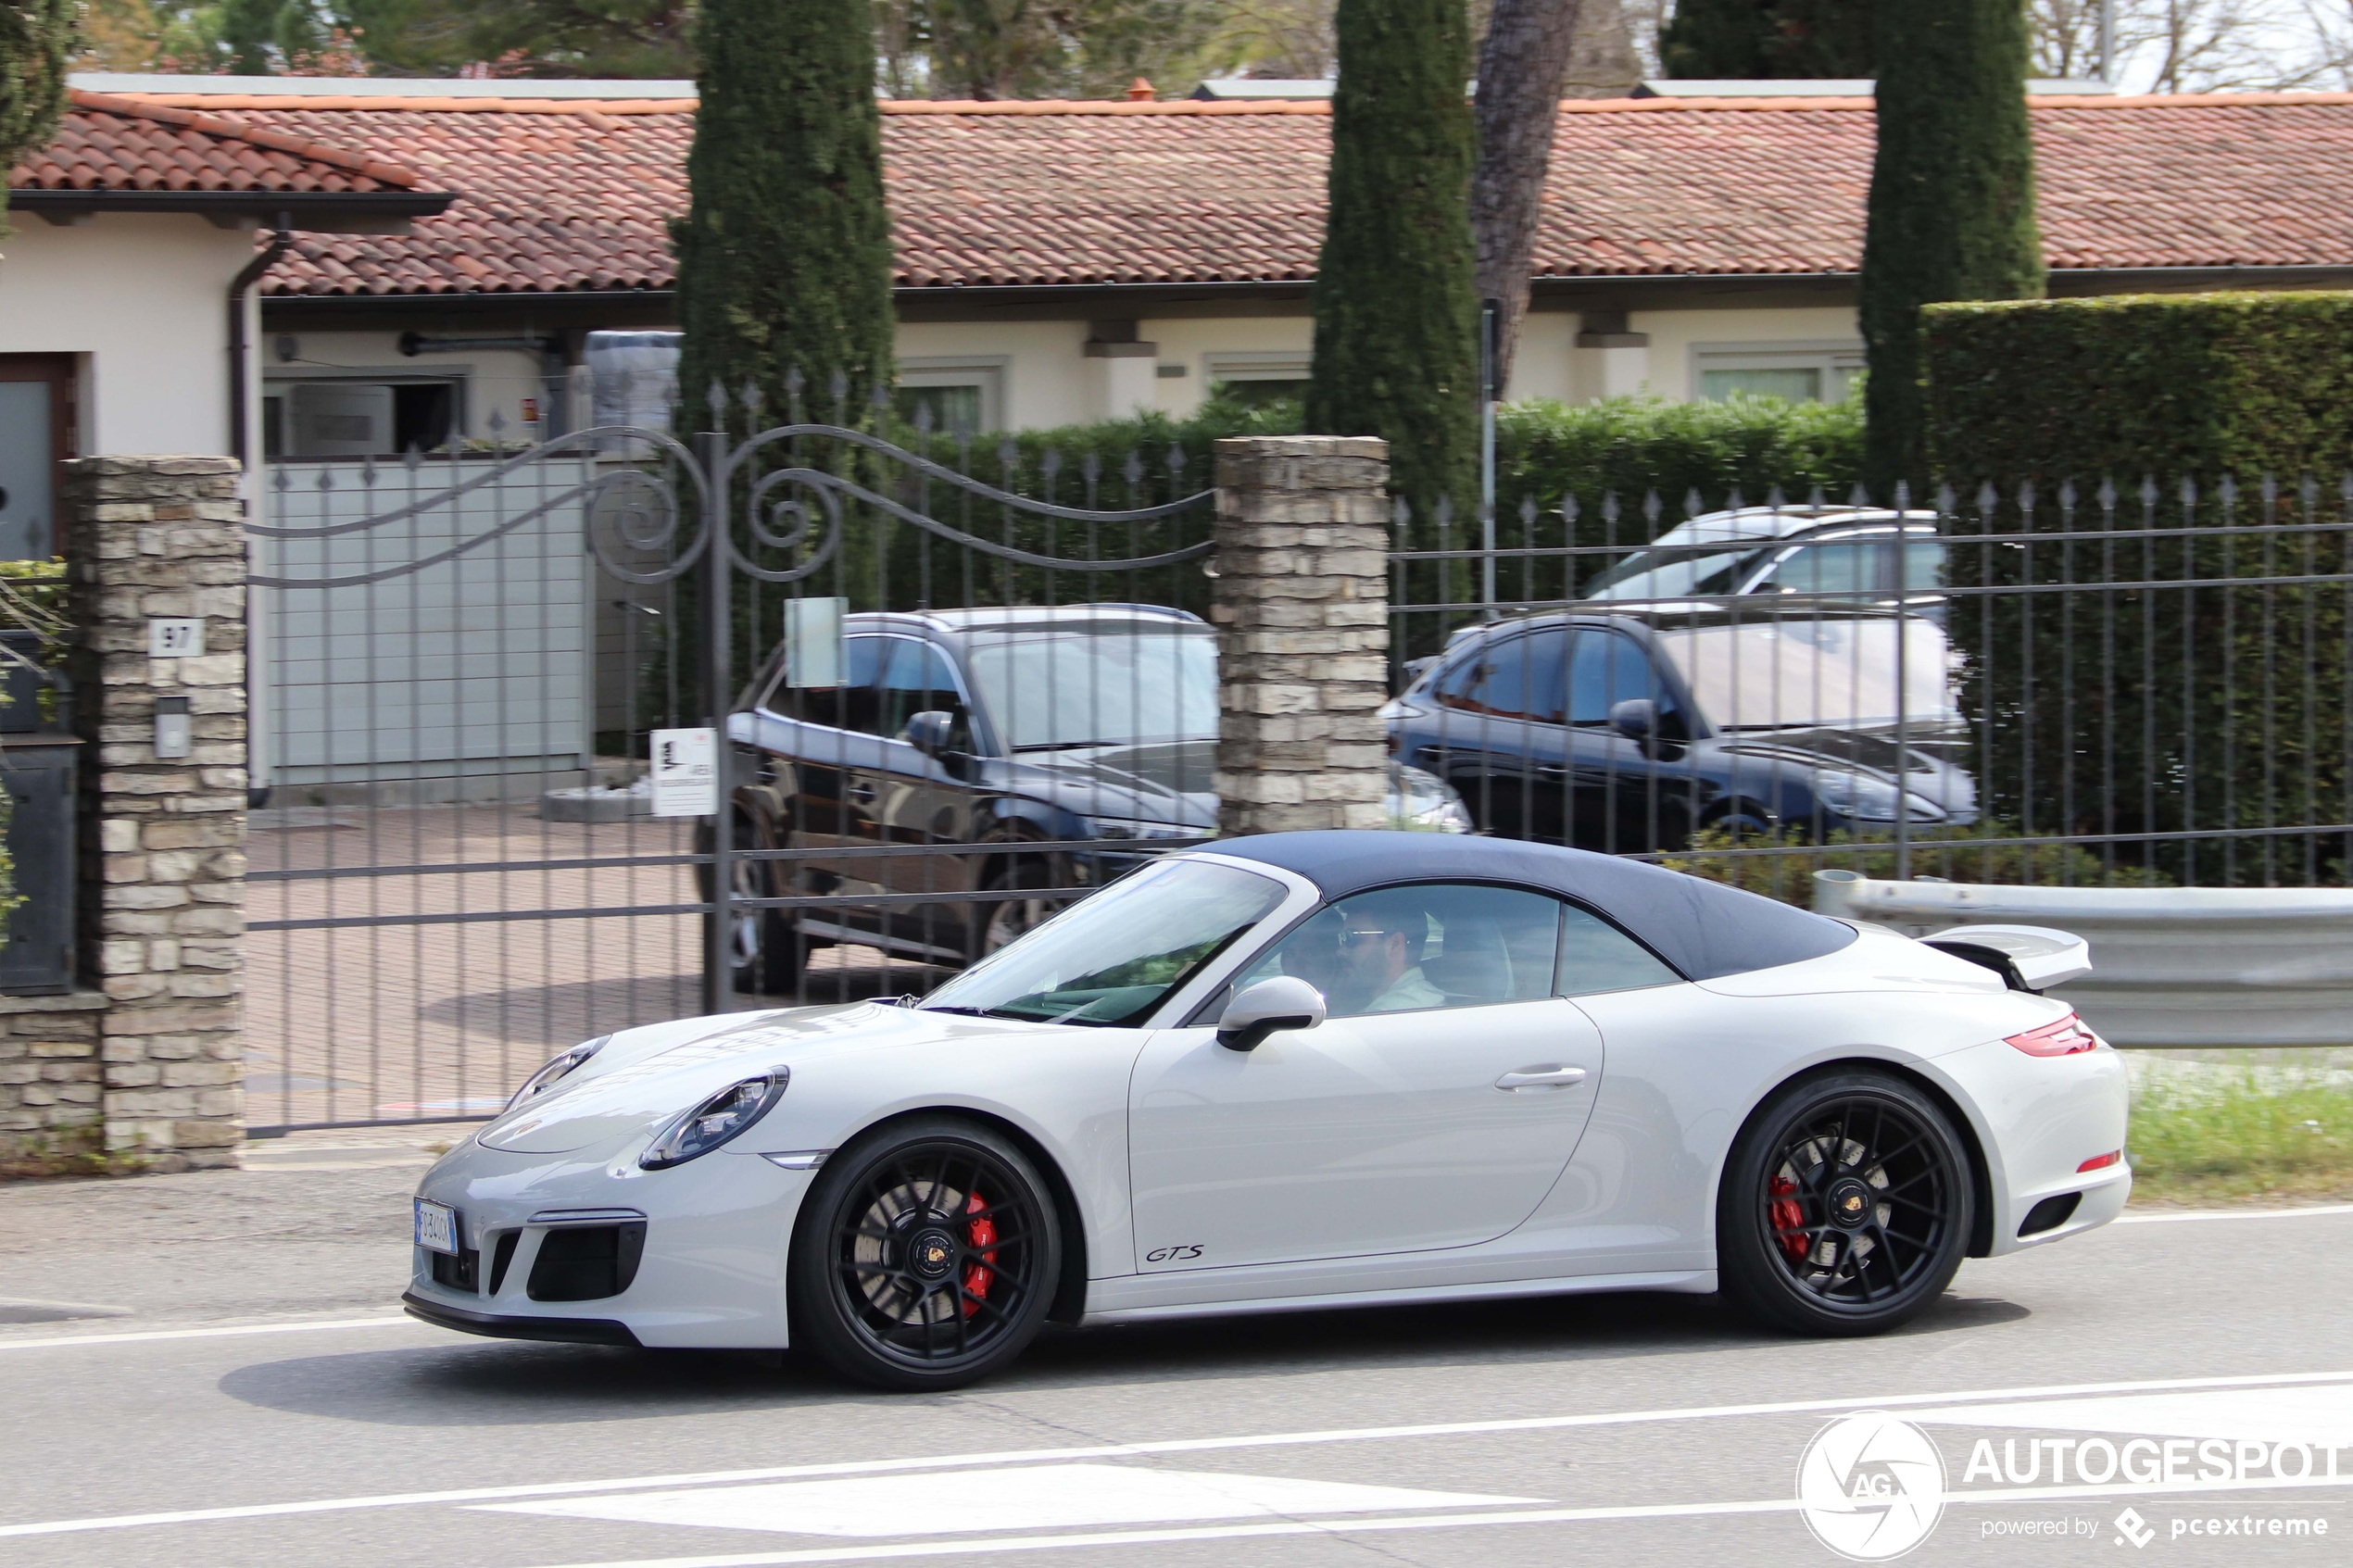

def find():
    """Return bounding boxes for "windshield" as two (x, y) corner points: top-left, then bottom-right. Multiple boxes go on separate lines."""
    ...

(922, 858), (1287, 1027)
(1582, 544), (1772, 601)
(966, 623), (1218, 750)
(1653, 618), (1957, 730)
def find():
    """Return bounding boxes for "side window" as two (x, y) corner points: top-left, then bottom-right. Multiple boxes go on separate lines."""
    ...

(767, 635), (883, 734)
(1564, 631), (1671, 725)
(1899, 538), (1946, 592)
(1234, 884), (1565, 1018)
(1756, 538), (1885, 596)
(877, 637), (973, 745)
(1556, 905), (1681, 996)
(1434, 631), (1565, 722)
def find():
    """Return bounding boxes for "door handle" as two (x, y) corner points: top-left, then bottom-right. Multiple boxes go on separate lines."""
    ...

(1494, 1066), (1588, 1091)
(846, 784), (877, 804)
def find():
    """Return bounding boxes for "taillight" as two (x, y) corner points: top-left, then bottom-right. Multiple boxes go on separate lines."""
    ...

(2078, 1150), (2122, 1172)
(2006, 1012), (2099, 1057)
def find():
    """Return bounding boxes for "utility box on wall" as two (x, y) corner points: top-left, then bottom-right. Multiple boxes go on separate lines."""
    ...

(0, 732), (80, 995)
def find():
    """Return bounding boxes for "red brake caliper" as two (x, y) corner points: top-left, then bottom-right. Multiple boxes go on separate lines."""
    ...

(962, 1191), (998, 1317)
(1768, 1175), (1809, 1262)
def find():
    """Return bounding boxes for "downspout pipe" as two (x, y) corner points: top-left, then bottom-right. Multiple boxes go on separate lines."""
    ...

(229, 212), (296, 472)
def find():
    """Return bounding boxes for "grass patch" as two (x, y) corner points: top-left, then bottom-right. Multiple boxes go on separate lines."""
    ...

(2125, 1052), (2353, 1207)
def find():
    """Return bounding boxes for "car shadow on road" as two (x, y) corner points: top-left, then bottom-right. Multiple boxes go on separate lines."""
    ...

(215, 1290), (2029, 1426)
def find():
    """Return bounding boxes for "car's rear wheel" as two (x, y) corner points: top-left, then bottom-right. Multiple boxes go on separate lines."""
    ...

(1718, 1070), (1972, 1336)
(787, 1116), (1061, 1390)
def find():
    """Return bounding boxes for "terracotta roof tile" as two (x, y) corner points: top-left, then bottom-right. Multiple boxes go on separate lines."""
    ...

(8, 90), (427, 194)
(19, 90), (2353, 293)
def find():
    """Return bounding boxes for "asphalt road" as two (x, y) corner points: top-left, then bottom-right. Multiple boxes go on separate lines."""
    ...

(3, 1146), (2350, 1568)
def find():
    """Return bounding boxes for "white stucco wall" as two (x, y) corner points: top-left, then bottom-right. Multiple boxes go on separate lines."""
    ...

(285, 300), (1865, 448)
(0, 214), (257, 455)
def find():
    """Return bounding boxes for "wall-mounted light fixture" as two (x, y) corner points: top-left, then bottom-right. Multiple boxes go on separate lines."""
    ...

(154, 696), (192, 760)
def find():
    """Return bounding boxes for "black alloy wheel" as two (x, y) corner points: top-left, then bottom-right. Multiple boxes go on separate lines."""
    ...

(787, 1117), (1061, 1390)
(1718, 1070), (1973, 1336)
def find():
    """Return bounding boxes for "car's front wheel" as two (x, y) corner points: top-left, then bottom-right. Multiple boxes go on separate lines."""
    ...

(787, 1116), (1062, 1390)
(1718, 1069), (1973, 1336)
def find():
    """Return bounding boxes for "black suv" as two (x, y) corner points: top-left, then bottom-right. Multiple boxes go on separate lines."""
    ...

(1382, 605), (1977, 853)
(722, 605), (1221, 991)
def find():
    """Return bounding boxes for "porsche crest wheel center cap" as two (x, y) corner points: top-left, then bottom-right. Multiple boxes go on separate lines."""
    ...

(1827, 1178), (1875, 1229)
(908, 1227), (958, 1280)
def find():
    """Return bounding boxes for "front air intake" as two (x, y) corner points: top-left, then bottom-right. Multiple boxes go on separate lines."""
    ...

(526, 1223), (648, 1302)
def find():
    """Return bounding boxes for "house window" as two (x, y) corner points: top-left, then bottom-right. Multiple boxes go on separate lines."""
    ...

(896, 358), (1006, 433)
(1692, 343), (1865, 404)
(1203, 350), (1310, 408)
(263, 376), (460, 459)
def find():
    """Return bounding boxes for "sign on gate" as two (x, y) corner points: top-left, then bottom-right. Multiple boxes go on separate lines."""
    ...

(649, 727), (719, 818)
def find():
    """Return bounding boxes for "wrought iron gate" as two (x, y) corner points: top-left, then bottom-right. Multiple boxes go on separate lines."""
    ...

(246, 402), (1214, 1133)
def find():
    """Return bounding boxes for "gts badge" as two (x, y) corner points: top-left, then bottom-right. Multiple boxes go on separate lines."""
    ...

(1145, 1244), (1204, 1263)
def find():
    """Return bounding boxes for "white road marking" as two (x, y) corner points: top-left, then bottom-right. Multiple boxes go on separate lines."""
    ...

(0, 1314), (414, 1353)
(6, 1367), (2352, 1540)
(2115, 1203), (2353, 1225)
(484, 1465), (1538, 1537)
(1914, 1385), (2353, 1447)
(518, 1474), (2353, 1568)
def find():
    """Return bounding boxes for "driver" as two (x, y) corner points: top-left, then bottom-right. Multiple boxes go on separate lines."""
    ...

(1336, 896), (1443, 1013)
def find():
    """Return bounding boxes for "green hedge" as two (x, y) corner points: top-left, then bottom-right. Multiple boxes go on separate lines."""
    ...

(1924, 291), (2353, 478)
(1923, 292), (2353, 885)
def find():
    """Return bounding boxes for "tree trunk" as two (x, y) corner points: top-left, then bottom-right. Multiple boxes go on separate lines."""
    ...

(1472, 0), (1586, 393)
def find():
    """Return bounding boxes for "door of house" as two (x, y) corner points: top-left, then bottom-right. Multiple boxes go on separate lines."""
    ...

(0, 358), (74, 561)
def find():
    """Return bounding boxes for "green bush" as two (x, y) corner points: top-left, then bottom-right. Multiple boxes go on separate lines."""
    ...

(1923, 293), (2353, 885)
(1662, 822), (2175, 909)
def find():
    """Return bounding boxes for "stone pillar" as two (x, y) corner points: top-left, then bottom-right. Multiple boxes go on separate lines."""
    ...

(1210, 436), (1392, 836)
(62, 457), (249, 1172)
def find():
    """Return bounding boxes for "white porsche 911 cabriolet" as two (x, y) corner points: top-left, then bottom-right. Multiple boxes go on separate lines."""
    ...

(404, 831), (2128, 1390)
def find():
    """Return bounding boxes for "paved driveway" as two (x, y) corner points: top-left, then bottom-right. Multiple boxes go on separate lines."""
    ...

(245, 805), (943, 1130)
(3, 1153), (2347, 1567)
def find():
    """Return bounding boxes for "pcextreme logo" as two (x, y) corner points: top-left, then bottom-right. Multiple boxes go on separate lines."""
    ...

(1796, 1411), (1948, 1561)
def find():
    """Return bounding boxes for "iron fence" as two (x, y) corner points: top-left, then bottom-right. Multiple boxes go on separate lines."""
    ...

(1387, 475), (2353, 907)
(245, 390), (1215, 1133)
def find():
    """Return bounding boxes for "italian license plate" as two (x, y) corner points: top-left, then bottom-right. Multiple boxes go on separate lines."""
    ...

(413, 1198), (459, 1256)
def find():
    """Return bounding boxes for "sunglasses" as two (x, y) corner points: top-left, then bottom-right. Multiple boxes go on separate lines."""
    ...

(1339, 928), (1396, 947)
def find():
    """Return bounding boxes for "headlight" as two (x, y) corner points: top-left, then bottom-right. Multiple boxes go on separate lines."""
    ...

(1811, 772), (1947, 823)
(505, 1035), (610, 1111)
(1387, 762), (1475, 834)
(1083, 816), (1198, 841)
(639, 1072), (789, 1170)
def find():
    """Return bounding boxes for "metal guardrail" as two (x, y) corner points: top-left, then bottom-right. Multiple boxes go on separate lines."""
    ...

(1811, 871), (2353, 1048)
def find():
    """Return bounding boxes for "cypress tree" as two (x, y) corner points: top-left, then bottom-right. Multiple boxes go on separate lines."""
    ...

(0, 0), (75, 235)
(1659, 0), (1874, 80)
(1306, 0), (1478, 523)
(1859, 0), (2044, 489)
(672, 0), (896, 435)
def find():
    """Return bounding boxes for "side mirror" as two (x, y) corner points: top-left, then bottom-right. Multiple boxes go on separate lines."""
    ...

(901, 709), (957, 760)
(1216, 976), (1326, 1052)
(1609, 697), (1657, 743)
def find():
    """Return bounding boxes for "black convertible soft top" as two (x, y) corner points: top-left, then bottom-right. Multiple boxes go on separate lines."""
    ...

(1209, 831), (1856, 982)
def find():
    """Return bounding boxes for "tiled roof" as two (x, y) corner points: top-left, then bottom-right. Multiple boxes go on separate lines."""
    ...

(9, 89), (425, 194)
(24, 89), (2353, 295)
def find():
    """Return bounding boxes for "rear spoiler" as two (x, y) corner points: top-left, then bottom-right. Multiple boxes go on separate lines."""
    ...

(1920, 923), (2093, 994)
